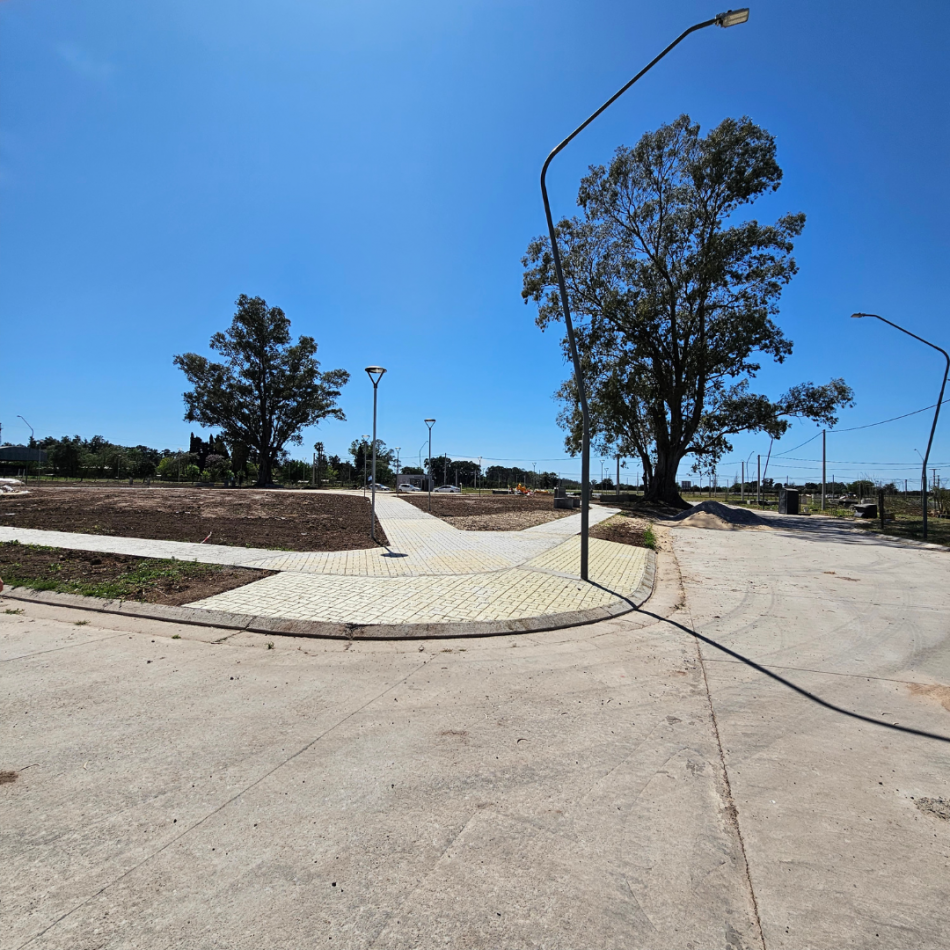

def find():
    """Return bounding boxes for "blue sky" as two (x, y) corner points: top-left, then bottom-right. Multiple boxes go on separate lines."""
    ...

(2, 0), (948, 487)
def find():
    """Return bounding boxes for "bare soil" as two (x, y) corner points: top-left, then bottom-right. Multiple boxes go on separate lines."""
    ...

(0, 542), (270, 605)
(0, 486), (386, 551)
(402, 493), (575, 531)
(589, 512), (653, 547)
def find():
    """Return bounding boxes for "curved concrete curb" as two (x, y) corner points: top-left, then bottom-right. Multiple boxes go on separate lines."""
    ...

(1, 550), (656, 640)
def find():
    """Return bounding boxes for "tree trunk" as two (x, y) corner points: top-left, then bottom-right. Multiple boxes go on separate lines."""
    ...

(645, 448), (689, 508)
(256, 453), (272, 487)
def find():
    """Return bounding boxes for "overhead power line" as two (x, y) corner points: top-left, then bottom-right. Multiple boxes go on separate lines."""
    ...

(830, 396), (950, 433)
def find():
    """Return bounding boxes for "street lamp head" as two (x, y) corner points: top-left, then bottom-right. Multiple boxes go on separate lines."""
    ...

(851, 312), (875, 319)
(424, 418), (436, 426)
(365, 366), (387, 385)
(715, 8), (749, 27)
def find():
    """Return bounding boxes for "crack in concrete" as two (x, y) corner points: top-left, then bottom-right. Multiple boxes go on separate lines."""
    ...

(665, 533), (767, 950)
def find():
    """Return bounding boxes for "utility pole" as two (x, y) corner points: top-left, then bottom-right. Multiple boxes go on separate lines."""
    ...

(741, 461), (745, 503)
(821, 430), (826, 511)
(756, 455), (761, 505)
(616, 454), (621, 497)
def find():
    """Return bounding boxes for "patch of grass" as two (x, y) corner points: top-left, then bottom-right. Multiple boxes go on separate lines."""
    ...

(74, 620), (90, 626)
(172, 634), (181, 639)
(3, 608), (24, 615)
(0, 542), (229, 601)
(266, 641), (274, 650)
(642, 525), (657, 550)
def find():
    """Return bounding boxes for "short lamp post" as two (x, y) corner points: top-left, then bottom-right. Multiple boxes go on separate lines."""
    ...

(852, 313), (949, 540)
(424, 418), (436, 512)
(540, 8), (749, 581)
(365, 367), (386, 542)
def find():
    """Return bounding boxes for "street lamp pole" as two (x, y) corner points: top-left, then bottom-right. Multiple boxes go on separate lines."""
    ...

(539, 8), (749, 581)
(852, 313), (948, 540)
(424, 419), (436, 512)
(17, 415), (34, 483)
(365, 367), (387, 542)
(361, 434), (369, 497)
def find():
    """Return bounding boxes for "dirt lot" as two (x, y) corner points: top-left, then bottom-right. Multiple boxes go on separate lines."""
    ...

(401, 492), (576, 531)
(589, 512), (654, 547)
(0, 542), (269, 605)
(0, 487), (386, 551)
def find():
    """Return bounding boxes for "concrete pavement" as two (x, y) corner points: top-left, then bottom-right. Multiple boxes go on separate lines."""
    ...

(2, 554), (760, 950)
(2, 509), (948, 948)
(670, 511), (950, 948)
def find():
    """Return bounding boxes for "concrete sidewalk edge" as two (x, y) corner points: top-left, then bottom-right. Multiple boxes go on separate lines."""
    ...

(0, 551), (656, 640)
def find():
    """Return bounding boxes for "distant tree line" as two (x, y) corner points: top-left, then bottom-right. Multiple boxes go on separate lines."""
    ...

(17, 432), (314, 485)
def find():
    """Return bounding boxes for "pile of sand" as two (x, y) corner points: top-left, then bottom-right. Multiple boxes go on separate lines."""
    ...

(669, 500), (769, 531)
(0, 478), (27, 496)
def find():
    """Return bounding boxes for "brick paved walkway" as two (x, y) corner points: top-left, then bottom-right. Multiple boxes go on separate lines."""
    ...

(0, 494), (653, 631)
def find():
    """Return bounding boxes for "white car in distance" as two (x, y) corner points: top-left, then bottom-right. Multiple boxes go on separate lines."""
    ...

(434, 485), (460, 493)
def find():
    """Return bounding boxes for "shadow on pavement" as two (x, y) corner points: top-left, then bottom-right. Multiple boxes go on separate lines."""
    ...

(636, 609), (950, 746)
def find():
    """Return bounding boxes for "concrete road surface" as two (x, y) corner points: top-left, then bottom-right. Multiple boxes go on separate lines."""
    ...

(670, 514), (950, 949)
(2, 513), (948, 949)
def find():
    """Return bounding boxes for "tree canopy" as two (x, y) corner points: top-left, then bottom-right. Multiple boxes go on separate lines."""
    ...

(174, 295), (349, 486)
(522, 115), (853, 505)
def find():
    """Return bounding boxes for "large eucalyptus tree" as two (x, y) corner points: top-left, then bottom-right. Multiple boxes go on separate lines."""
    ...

(523, 115), (852, 506)
(174, 295), (348, 486)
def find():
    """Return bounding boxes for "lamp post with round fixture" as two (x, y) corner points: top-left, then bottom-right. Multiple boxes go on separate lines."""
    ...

(365, 367), (386, 542)
(851, 313), (949, 540)
(424, 419), (436, 512)
(539, 8), (749, 581)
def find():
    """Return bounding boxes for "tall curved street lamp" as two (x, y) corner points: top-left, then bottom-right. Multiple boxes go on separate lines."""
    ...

(540, 8), (749, 581)
(852, 313), (949, 540)
(365, 367), (387, 542)
(424, 419), (436, 512)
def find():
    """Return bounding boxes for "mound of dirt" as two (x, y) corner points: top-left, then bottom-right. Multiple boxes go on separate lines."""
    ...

(670, 500), (769, 530)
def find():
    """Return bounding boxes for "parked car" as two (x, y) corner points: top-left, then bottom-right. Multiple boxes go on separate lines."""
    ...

(371, 485), (391, 492)
(397, 483), (422, 492)
(434, 485), (460, 493)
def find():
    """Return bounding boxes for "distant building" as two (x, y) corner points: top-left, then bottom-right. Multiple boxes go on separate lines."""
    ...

(680, 480), (692, 490)
(0, 445), (48, 463)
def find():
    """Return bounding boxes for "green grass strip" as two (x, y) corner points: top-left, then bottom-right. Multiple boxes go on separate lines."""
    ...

(1, 541), (224, 601)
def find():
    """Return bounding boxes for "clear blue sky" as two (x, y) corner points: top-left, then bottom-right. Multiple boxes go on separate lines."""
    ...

(2, 0), (948, 487)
